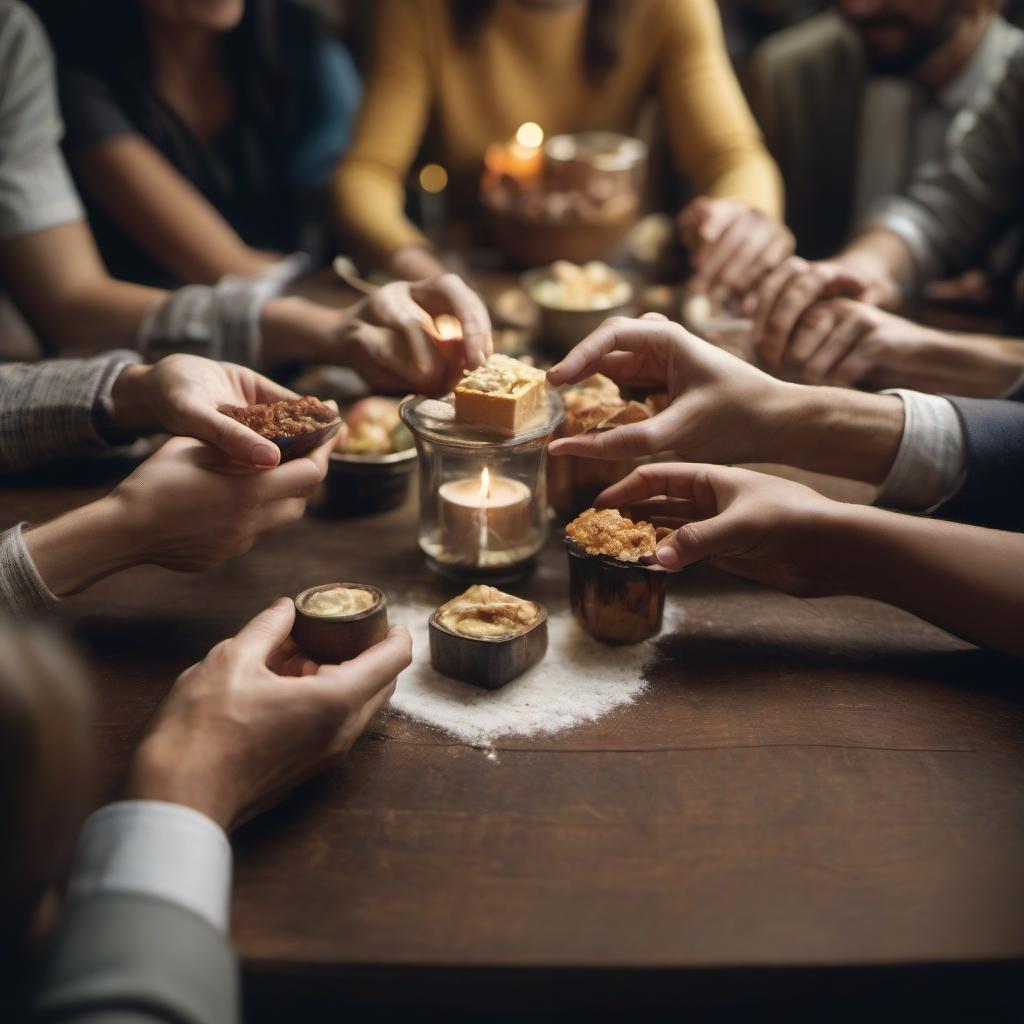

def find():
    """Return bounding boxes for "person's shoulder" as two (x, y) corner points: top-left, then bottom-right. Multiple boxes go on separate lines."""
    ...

(0, 0), (52, 69)
(754, 11), (859, 72)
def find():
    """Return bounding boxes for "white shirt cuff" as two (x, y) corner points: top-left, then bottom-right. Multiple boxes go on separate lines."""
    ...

(876, 389), (968, 513)
(67, 800), (232, 936)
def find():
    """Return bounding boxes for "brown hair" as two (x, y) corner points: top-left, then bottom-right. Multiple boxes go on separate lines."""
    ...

(449, 0), (630, 81)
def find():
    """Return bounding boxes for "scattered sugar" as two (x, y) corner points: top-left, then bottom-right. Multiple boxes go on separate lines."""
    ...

(386, 604), (675, 746)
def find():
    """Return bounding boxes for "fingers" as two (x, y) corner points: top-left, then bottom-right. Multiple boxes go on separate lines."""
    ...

(784, 304), (838, 375)
(311, 625), (413, 704)
(548, 316), (673, 387)
(252, 451), (325, 502)
(802, 310), (873, 384)
(254, 496), (309, 536)
(549, 417), (658, 461)
(189, 401), (280, 468)
(411, 273), (493, 368)
(247, 371), (299, 406)
(230, 597), (296, 663)
(651, 509), (747, 570)
(753, 257), (815, 368)
(595, 462), (714, 508)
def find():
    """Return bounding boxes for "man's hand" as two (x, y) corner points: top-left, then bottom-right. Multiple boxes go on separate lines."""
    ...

(783, 299), (944, 387)
(335, 275), (493, 394)
(547, 314), (792, 465)
(127, 598), (412, 831)
(110, 355), (300, 467)
(679, 197), (795, 306)
(752, 257), (881, 371)
(597, 462), (849, 596)
(110, 435), (331, 572)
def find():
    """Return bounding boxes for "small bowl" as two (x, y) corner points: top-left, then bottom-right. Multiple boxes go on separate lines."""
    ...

(292, 583), (388, 663)
(429, 603), (548, 690)
(324, 447), (417, 516)
(565, 539), (667, 644)
(520, 268), (636, 356)
(273, 419), (342, 463)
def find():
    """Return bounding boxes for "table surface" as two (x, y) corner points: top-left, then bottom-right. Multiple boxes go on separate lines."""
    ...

(7, 271), (1024, 1016)
(5, 456), (1024, 1015)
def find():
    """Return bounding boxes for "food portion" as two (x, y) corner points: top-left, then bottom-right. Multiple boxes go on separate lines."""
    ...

(435, 585), (542, 640)
(300, 585), (378, 619)
(454, 353), (546, 434)
(565, 508), (657, 563)
(529, 261), (631, 311)
(561, 374), (652, 435)
(335, 397), (413, 456)
(222, 396), (337, 438)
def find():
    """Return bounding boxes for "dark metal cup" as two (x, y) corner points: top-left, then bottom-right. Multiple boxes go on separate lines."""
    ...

(292, 583), (389, 664)
(565, 540), (667, 644)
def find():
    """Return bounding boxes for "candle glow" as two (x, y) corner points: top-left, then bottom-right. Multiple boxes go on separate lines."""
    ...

(516, 122), (544, 150)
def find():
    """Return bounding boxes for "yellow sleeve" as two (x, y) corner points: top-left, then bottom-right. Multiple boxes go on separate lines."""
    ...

(332, 0), (433, 264)
(654, 0), (784, 217)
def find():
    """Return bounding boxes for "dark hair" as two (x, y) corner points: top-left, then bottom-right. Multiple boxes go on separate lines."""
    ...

(449, 0), (629, 81)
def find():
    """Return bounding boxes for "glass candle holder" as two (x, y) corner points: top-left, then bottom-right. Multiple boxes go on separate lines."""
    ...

(400, 389), (564, 582)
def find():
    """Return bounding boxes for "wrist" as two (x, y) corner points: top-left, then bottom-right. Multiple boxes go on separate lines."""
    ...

(261, 296), (349, 366)
(22, 494), (142, 597)
(774, 384), (904, 485)
(127, 737), (237, 832)
(109, 364), (157, 436)
(822, 501), (904, 599)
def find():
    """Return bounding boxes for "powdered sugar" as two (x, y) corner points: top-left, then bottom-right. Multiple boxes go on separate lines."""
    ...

(386, 603), (675, 746)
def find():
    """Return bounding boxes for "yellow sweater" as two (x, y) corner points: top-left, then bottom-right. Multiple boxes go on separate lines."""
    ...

(334, 0), (782, 262)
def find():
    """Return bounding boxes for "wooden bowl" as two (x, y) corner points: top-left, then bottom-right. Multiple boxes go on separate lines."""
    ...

(565, 540), (667, 644)
(274, 420), (342, 462)
(429, 604), (548, 690)
(292, 583), (388, 664)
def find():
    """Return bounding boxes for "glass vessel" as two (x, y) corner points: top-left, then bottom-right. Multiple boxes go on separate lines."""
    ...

(400, 389), (564, 582)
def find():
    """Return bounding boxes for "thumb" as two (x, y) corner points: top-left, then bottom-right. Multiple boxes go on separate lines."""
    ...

(231, 598), (296, 663)
(190, 401), (281, 467)
(654, 510), (747, 570)
(549, 418), (657, 461)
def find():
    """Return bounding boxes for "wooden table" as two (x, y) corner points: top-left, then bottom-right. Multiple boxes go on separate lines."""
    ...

(5, 457), (1024, 1021)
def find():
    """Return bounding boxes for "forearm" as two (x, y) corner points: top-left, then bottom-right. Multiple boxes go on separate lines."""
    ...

(773, 384), (904, 485)
(864, 333), (1024, 399)
(260, 295), (351, 366)
(21, 496), (142, 598)
(832, 504), (1024, 657)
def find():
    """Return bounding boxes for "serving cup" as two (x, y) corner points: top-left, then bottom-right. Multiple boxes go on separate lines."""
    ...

(428, 602), (548, 690)
(291, 583), (389, 664)
(324, 446), (417, 515)
(565, 539), (668, 644)
(520, 267), (636, 356)
(270, 419), (342, 463)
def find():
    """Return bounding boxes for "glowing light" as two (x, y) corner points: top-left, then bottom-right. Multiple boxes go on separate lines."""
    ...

(515, 122), (544, 150)
(418, 163), (449, 193)
(479, 466), (491, 501)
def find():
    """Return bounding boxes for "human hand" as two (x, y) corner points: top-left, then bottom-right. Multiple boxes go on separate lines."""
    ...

(110, 355), (299, 467)
(597, 462), (851, 596)
(109, 435), (330, 572)
(752, 256), (887, 371)
(547, 314), (793, 465)
(782, 299), (944, 387)
(335, 275), (493, 394)
(679, 197), (795, 306)
(127, 598), (411, 831)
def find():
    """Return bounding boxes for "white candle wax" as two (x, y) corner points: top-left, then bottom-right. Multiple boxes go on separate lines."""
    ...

(439, 471), (532, 563)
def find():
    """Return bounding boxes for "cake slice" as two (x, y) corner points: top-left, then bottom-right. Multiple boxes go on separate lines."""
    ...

(454, 354), (546, 434)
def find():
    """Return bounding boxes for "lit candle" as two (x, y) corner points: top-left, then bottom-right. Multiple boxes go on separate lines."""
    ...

(439, 467), (532, 564)
(483, 122), (544, 189)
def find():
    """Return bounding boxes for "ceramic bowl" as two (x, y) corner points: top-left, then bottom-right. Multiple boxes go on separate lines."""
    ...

(273, 420), (342, 463)
(324, 447), (417, 515)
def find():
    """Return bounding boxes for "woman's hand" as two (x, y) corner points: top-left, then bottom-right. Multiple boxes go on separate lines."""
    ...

(334, 275), (493, 394)
(679, 197), (795, 306)
(547, 314), (792, 465)
(597, 462), (850, 596)
(127, 598), (412, 831)
(110, 355), (300, 467)
(109, 436), (330, 572)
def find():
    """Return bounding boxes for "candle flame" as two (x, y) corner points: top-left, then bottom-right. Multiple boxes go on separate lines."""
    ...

(479, 466), (491, 501)
(418, 163), (448, 193)
(515, 122), (544, 150)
